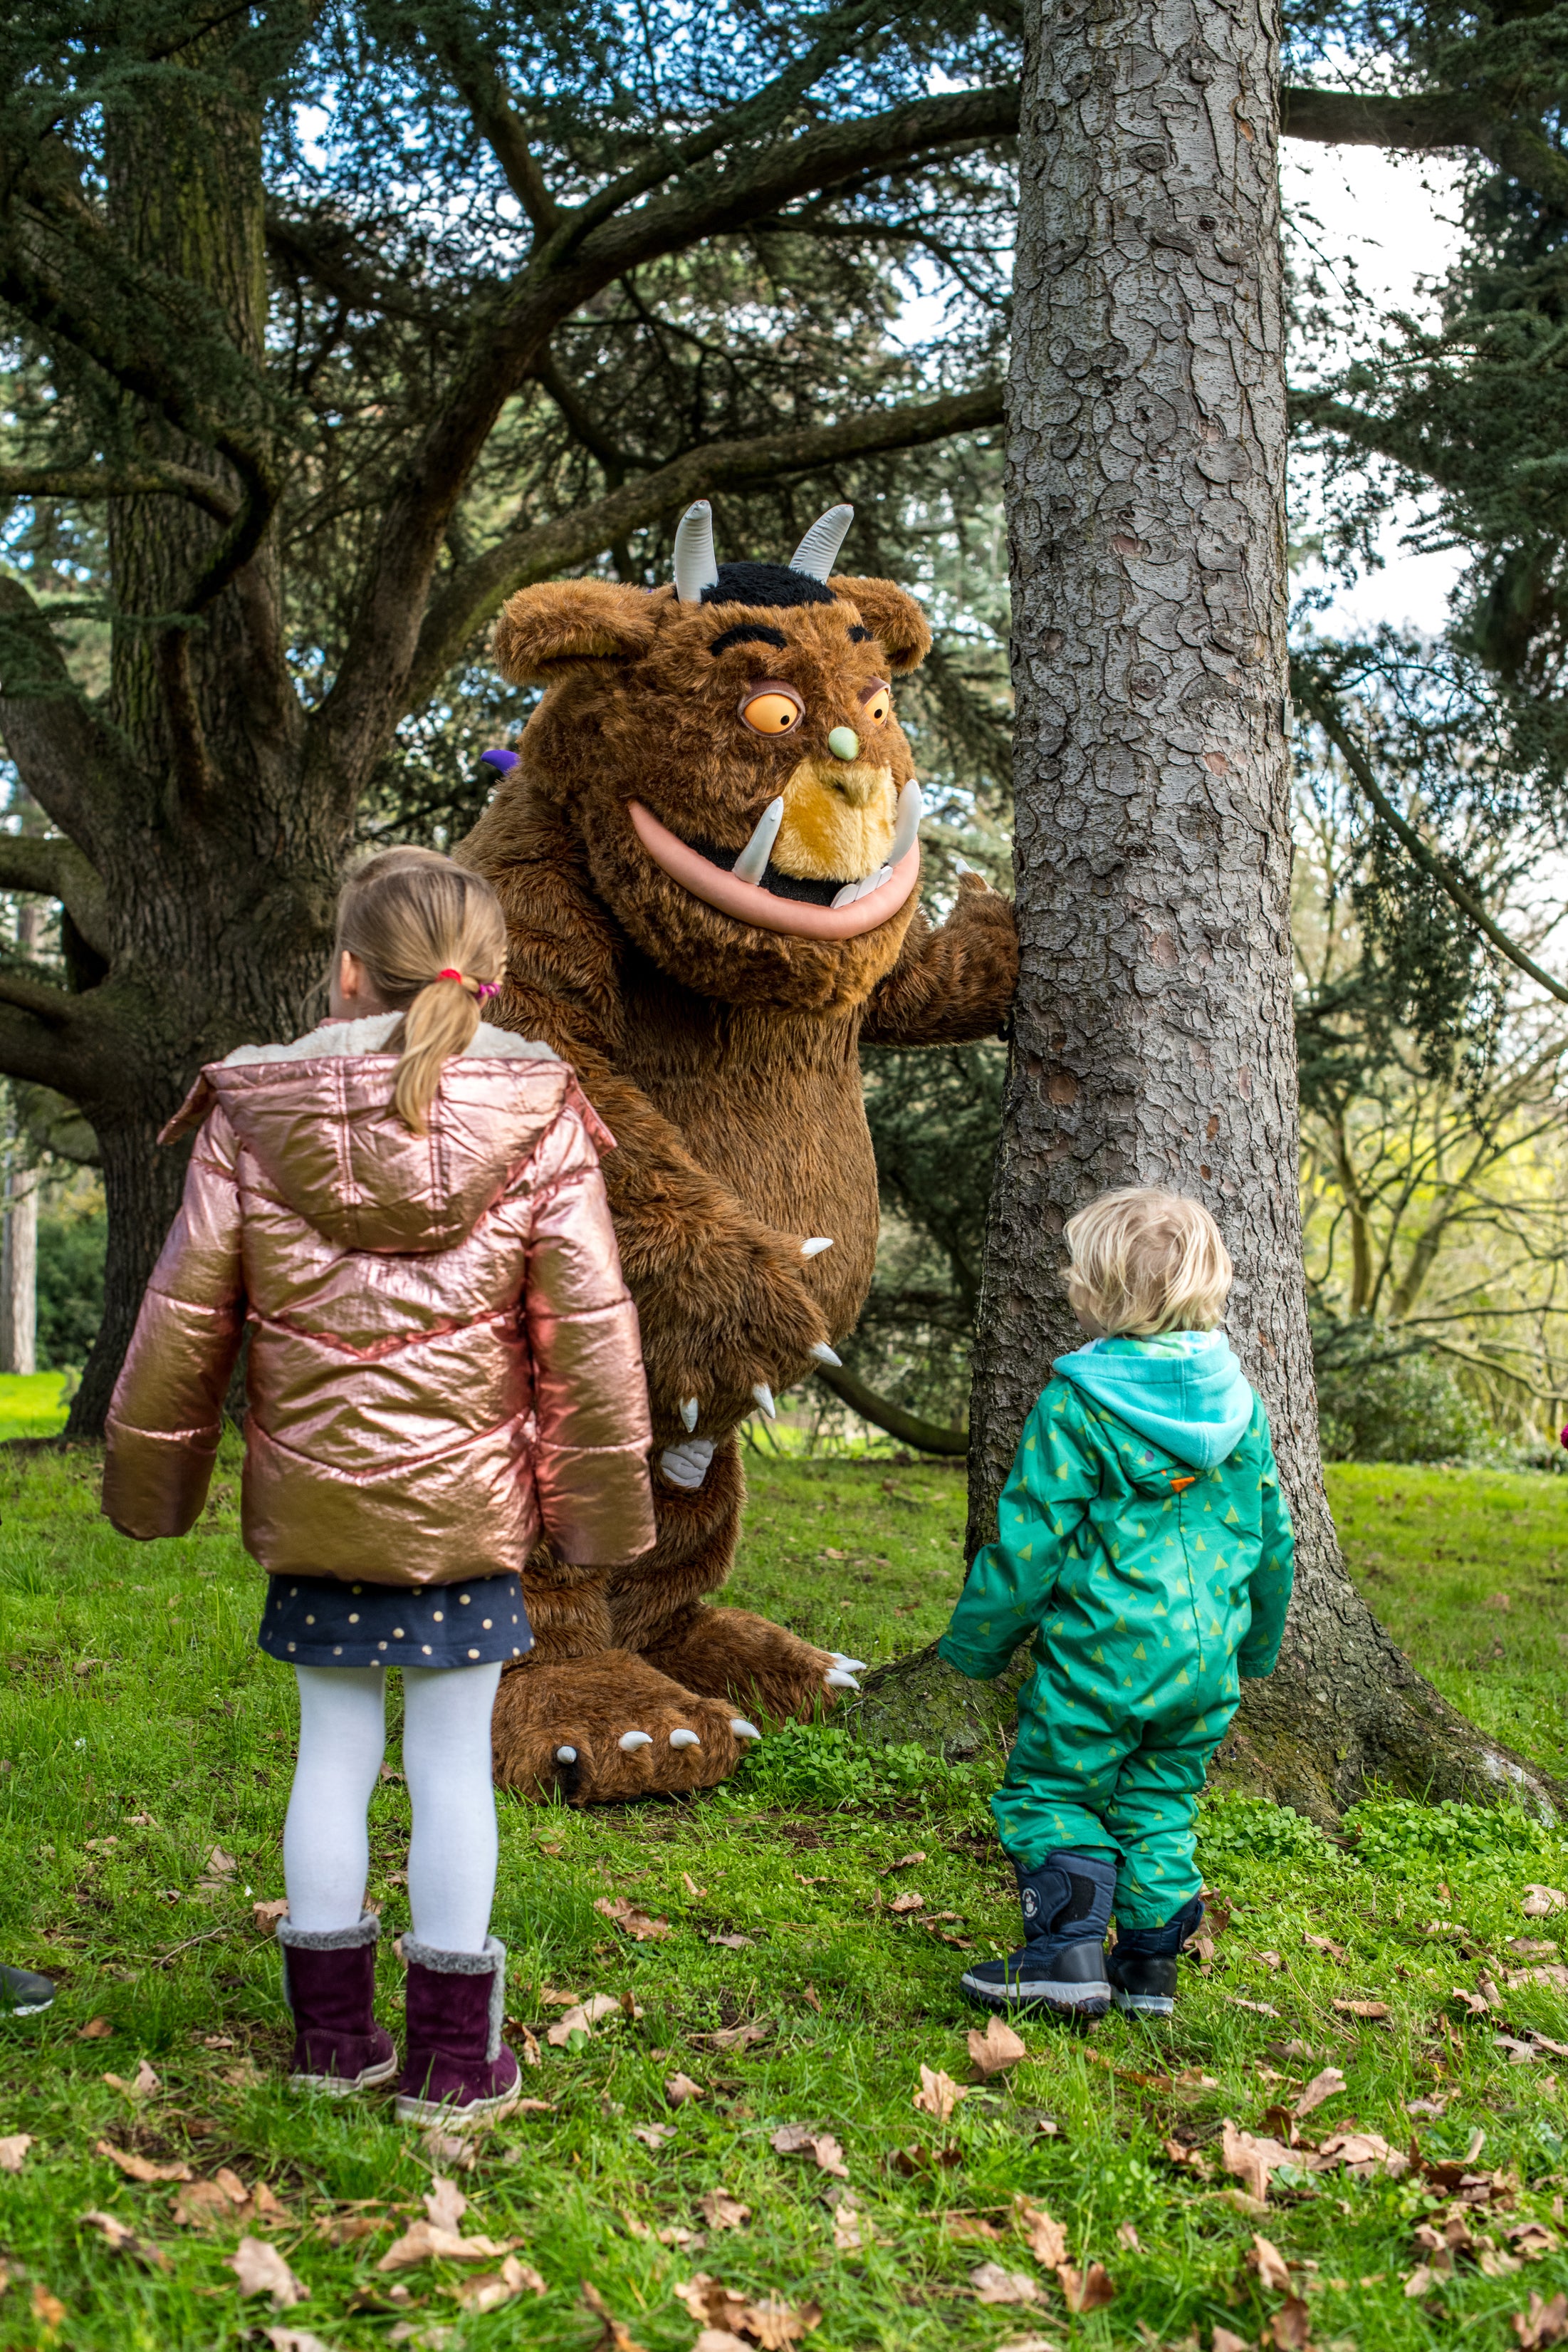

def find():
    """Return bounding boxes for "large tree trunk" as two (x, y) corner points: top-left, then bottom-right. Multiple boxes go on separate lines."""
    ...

(850, 0), (1561, 1822)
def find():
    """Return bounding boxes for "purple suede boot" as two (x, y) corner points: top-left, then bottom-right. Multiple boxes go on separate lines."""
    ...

(276, 1911), (398, 2096)
(394, 1935), (522, 2127)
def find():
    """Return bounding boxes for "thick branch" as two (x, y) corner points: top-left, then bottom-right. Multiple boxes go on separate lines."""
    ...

(1295, 669), (1568, 1009)
(0, 997), (90, 1093)
(0, 462), (237, 521)
(435, 44), (561, 234)
(1281, 84), (1568, 205)
(399, 381), (1005, 720)
(0, 833), (110, 956)
(0, 575), (128, 855)
(0, 962), (80, 1020)
(814, 1363), (969, 1455)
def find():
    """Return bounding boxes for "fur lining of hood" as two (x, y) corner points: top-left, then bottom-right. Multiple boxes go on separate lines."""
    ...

(220, 1012), (557, 1065)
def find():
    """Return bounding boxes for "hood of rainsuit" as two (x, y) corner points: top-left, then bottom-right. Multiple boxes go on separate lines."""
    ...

(1052, 1329), (1255, 1473)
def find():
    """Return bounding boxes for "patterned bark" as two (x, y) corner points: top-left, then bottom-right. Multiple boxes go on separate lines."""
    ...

(852, 0), (1562, 1822)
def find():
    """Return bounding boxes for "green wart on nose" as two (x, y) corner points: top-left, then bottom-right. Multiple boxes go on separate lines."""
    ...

(827, 726), (859, 761)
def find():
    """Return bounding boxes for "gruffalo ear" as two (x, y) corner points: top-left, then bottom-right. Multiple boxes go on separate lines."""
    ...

(493, 579), (658, 683)
(830, 576), (933, 675)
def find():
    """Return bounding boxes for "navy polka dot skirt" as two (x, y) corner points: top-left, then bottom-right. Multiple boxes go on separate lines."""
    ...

(258, 1572), (533, 1670)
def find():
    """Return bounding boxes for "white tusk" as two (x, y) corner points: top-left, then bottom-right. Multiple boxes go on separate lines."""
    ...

(680, 1398), (699, 1432)
(730, 1719), (762, 1742)
(751, 1383), (776, 1419)
(619, 1730), (653, 1752)
(555, 1744), (577, 1764)
(889, 779), (924, 865)
(953, 855), (976, 875)
(825, 1669), (860, 1692)
(830, 878), (862, 908)
(732, 796), (784, 886)
(669, 1728), (701, 1750)
(801, 1237), (834, 1257)
(788, 504), (854, 581)
(810, 1341), (842, 1367)
(674, 499), (720, 602)
(830, 1653), (867, 1672)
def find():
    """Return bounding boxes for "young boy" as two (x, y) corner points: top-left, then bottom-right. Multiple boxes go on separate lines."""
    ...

(939, 1187), (1294, 2020)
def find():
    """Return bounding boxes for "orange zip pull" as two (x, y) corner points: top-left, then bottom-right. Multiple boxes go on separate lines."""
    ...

(1169, 1474), (1196, 1492)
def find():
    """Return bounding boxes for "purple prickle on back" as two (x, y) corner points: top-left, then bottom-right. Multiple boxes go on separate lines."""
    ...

(479, 746), (519, 774)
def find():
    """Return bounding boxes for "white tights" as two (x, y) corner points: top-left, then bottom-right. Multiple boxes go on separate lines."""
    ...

(283, 1662), (503, 1952)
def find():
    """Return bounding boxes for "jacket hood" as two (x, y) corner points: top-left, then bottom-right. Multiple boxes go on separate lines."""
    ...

(163, 1014), (604, 1256)
(1052, 1330), (1255, 1474)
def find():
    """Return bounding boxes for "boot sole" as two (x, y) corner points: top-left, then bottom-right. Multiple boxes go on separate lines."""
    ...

(288, 2051), (401, 2097)
(4, 2000), (53, 2017)
(961, 1970), (1112, 2019)
(394, 2085), (522, 2128)
(1111, 1987), (1175, 2017)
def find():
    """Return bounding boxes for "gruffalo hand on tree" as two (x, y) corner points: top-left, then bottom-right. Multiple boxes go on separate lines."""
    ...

(462, 501), (1019, 1804)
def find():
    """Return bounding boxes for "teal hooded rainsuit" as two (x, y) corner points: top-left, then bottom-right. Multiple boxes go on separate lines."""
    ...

(937, 1332), (1295, 1928)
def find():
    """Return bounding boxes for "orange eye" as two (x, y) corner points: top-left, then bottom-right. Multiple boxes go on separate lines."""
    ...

(740, 685), (803, 736)
(859, 678), (892, 725)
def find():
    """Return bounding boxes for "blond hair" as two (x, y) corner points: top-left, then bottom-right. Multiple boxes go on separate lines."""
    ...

(1064, 1187), (1233, 1336)
(335, 848), (508, 1134)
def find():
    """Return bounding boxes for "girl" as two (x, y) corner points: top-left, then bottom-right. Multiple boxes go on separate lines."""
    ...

(103, 848), (655, 2121)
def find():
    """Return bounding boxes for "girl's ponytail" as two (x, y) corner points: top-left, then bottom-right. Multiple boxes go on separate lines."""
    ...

(334, 849), (508, 1135)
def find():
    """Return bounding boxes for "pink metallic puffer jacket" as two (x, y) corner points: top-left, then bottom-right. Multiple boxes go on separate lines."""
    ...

(103, 1019), (656, 1586)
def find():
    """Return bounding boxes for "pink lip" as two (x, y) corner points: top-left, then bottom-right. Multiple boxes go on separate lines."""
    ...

(628, 800), (920, 940)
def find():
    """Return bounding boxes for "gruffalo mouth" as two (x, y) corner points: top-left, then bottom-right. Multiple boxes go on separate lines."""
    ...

(461, 501), (1018, 1805)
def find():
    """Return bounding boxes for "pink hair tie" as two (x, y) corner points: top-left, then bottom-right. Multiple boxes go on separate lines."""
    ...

(474, 979), (501, 1001)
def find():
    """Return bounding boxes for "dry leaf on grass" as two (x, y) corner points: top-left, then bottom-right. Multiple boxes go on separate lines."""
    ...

(1313, 2129), (1406, 2177)
(1264, 2295), (1314, 2348)
(95, 2140), (190, 2184)
(1248, 2234), (1293, 2293)
(968, 2018), (1028, 2080)
(704, 2022), (772, 2052)
(802, 1984), (822, 2014)
(207, 1846), (237, 1876)
(883, 1851), (926, 1873)
(315, 2213), (380, 2248)
(595, 1895), (671, 1941)
(172, 2179), (246, 2228)
(1332, 1998), (1390, 2021)
(1058, 2263), (1116, 2314)
(1012, 2195), (1068, 2267)
(1221, 2120), (1295, 2202)
(676, 2273), (822, 2347)
(693, 2334), (754, 2352)
(771, 2123), (849, 2179)
(80, 2211), (172, 2270)
(889, 1892), (924, 1915)
(77, 2016), (113, 2039)
(830, 2192), (868, 2253)
(1258, 1950), (1282, 1970)
(971, 2262), (1041, 2306)
(914, 2065), (970, 2123)
(449, 2254), (546, 2311)
(547, 1994), (626, 2046)
(699, 2190), (751, 2230)
(102, 2059), (160, 2100)
(708, 1933), (754, 1950)
(1515, 2291), (1568, 2347)
(1303, 1931), (1347, 1962)
(263, 2331), (336, 2352)
(31, 2286), (68, 2328)
(1212, 2331), (1253, 2352)
(666, 2073), (705, 2107)
(1292, 2066), (1347, 2120)
(424, 2175), (466, 2230)
(1225, 1995), (1280, 2018)
(1117, 2220), (1141, 2251)
(253, 1899), (288, 1932)
(946, 2212), (1003, 2242)
(1162, 2138), (1213, 2180)
(0, 2134), (33, 2172)
(1523, 1887), (1567, 1918)
(632, 2123), (676, 2149)
(581, 2277), (650, 2352)
(231, 2235), (303, 2305)
(378, 2220), (519, 2271)
(990, 2341), (1060, 2352)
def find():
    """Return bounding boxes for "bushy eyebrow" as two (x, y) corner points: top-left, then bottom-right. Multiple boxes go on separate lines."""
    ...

(847, 625), (872, 643)
(708, 623), (788, 656)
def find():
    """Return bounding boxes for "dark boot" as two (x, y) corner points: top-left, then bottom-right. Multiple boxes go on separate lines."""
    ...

(1107, 1895), (1205, 2017)
(277, 1911), (398, 2095)
(0, 1962), (53, 2015)
(960, 1851), (1116, 2019)
(395, 1935), (522, 2127)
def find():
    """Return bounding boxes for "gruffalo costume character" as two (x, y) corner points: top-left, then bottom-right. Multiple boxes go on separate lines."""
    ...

(462, 501), (1018, 1804)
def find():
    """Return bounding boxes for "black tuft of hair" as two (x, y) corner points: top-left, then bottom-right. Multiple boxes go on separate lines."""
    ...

(700, 561), (837, 610)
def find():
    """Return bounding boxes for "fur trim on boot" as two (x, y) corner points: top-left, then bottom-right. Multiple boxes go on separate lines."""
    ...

(394, 1935), (521, 2127)
(276, 1911), (397, 2096)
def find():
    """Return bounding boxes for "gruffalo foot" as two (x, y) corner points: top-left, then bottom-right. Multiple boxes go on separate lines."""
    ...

(490, 1651), (747, 1803)
(638, 1604), (862, 1723)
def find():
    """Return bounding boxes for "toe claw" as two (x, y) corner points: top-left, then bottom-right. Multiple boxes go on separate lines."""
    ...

(801, 1237), (834, 1258)
(729, 1719), (762, 1742)
(751, 1383), (776, 1419)
(555, 1744), (577, 1763)
(679, 1397), (699, 1432)
(619, 1730), (654, 1752)
(669, 1728), (701, 1750)
(809, 1341), (842, 1367)
(829, 1652), (867, 1672)
(824, 1669), (860, 1692)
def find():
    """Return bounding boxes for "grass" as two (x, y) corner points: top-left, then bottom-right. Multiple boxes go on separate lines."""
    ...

(6, 1398), (1568, 2350)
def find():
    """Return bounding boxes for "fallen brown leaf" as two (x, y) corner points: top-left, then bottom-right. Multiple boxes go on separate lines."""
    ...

(1248, 2233), (1293, 2293)
(595, 1895), (671, 1942)
(31, 2285), (68, 2328)
(172, 2179), (249, 2228)
(1264, 2294), (1313, 2348)
(101, 2059), (160, 2100)
(582, 2276), (652, 2352)
(1058, 2262), (1116, 2314)
(632, 2123), (675, 2149)
(704, 2021), (772, 2052)
(945, 2212), (1003, 2242)
(666, 2073), (706, 2107)
(230, 2234), (303, 2305)
(450, 2254), (547, 2311)
(1332, 1998), (1389, 2020)
(1212, 2331), (1253, 2352)
(771, 2123), (849, 2179)
(315, 2212), (380, 2247)
(77, 2016), (113, 2039)
(883, 1851), (927, 1873)
(378, 2220), (519, 2270)
(889, 1891), (924, 1915)
(802, 1984), (822, 2014)
(1292, 2066), (1346, 2121)
(699, 2190), (751, 2230)
(1515, 2290), (1568, 2347)
(263, 2332), (336, 2352)
(253, 1898), (288, 1933)
(95, 2140), (190, 2185)
(547, 1994), (626, 2046)
(692, 2335), (753, 2352)
(707, 1932), (754, 1950)
(424, 2175), (466, 2231)
(1162, 2137), (1213, 2180)
(0, 2134), (33, 2172)
(1116, 2220), (1141, 2251)
(1303, 1931), (1347, 1962)
(1012, 2194), (1068, 2267)
(971, 2262), (1041, 2306)
(80, 2211), (172, 2271)
(676, 2273), (822, 2347)
(1221, 2118), (1293, 2202)
(914, 2064), (970, 2123)
(968, 2017), (1028, 2080)
(1523, 1887), (1567, 1918)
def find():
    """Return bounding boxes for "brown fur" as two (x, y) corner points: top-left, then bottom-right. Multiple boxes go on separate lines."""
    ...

(464, 552), (1018, 1803)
